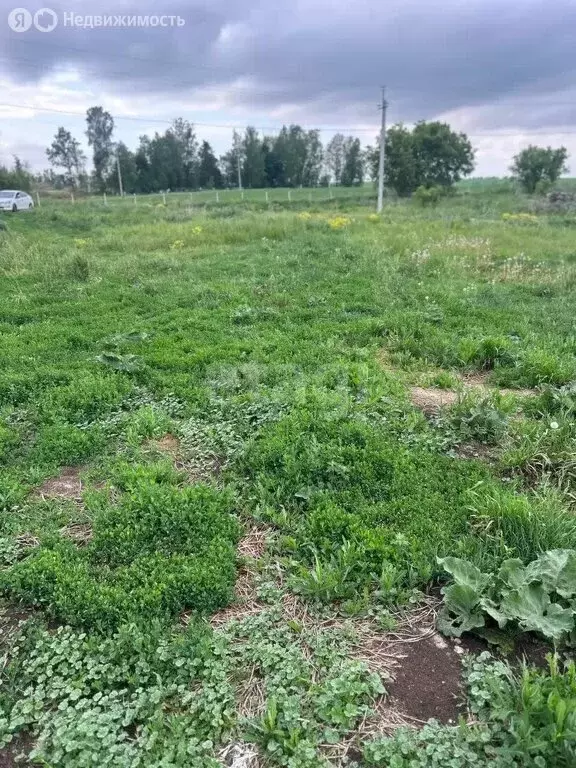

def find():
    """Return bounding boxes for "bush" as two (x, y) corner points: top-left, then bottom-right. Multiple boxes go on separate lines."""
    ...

(413, 185), (444, 207)
(0, 483), (240, 630)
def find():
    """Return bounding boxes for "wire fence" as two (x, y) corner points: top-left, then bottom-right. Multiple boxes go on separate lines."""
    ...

(34, 185), (377, 209)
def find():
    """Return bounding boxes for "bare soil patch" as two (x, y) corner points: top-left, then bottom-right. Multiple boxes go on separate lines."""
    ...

(386, 632), (467, 724)
(452, 441), (496, 461)
(0, 603), (34, 649)
(0, 735), (34, 768)
(150, 434), (181, 455)
(410, 376), (537, 418)
(410, 386), (458, 415)
(36, 466), (85, 501)
(461, 372), (537, 399)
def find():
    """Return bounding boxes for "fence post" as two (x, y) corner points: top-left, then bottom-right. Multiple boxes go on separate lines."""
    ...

(265, 191), (269, 203)
(288, 190), (292, 202)
(216, 191), (220, 203)
(103, 193), (107, 205)
(162, 193), (167, 205)
(133, 193), (137, 205)
(35, 191), (41, 207)
(71, 192), (75, 204)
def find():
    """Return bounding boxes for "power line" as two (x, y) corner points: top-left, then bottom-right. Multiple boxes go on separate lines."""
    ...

(0, 101), (380, 134)
(1, 101), (576, 139)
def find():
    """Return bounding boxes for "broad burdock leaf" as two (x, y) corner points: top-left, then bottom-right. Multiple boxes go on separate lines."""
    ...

(438, 550), (576, 645)
(437, 557), (491, 593)
(437, 584), (486, 636)
(479, 597), (509, 629)
(526, 549), (576, 599)
(497, 559), (528, 590)
(500, 584), (573, 641)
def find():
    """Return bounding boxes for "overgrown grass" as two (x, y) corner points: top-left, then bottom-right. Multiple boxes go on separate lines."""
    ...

(0, 185), (575, 763)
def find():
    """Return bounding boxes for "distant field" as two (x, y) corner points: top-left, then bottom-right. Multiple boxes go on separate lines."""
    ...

(0, 187), (575, 766)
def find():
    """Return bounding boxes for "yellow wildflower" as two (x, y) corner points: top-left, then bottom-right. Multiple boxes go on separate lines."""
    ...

(328, 216), (351, 230)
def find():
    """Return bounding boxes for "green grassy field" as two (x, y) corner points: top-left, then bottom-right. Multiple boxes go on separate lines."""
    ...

(0, 183), (575, 765)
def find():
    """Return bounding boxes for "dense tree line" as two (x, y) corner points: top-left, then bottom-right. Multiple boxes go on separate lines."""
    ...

(43, 108), (368, 194)
(39, 106), (570, 197)
(0, 157), (35, 192)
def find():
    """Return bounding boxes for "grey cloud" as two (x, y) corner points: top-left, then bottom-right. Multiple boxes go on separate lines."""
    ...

(2, 0), (576, 131)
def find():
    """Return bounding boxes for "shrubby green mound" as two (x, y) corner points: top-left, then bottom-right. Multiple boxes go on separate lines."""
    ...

(1, 483), (240, 631)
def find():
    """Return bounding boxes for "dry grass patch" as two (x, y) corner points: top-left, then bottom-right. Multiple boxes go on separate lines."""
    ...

(150, 433), (181, 455)
(218, 742), (261, 768)
(36, 466), (86, 502)
(59, 522), (93, 547)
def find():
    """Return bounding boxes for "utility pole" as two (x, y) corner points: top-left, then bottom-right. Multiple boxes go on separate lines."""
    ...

(377, 86), (387, 213)
(237, 149), (242, 191)
(234, 130), (243, 191)
(116, 152), (124, 197)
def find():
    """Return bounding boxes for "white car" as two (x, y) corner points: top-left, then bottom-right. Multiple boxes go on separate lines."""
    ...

(0, 190), (34, 212)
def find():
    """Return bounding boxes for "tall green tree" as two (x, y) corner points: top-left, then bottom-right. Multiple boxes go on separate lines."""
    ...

(198, 141), (223, 189)
(220, 130), (243, 188)
(169, 118), (199, 188)
(241, 127), (265, 188)
(510, 145), (569, 193)
(412, 121), (475, 189)
(86, 107), (115, 192)
(275, 125), (323, 187)
(367, 121), (475, 197)
(106, 142), (138, 194)
(46, 126), (86, 187)
(262, 137), (285, 187)
(0, 158), (34, 191)
(325, 133), (346, 184)
(384, 124), (418, 196)
(340, 137), (364, 186)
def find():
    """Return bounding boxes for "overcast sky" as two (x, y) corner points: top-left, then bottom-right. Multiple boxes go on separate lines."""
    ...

(1, 0), (575, 175)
